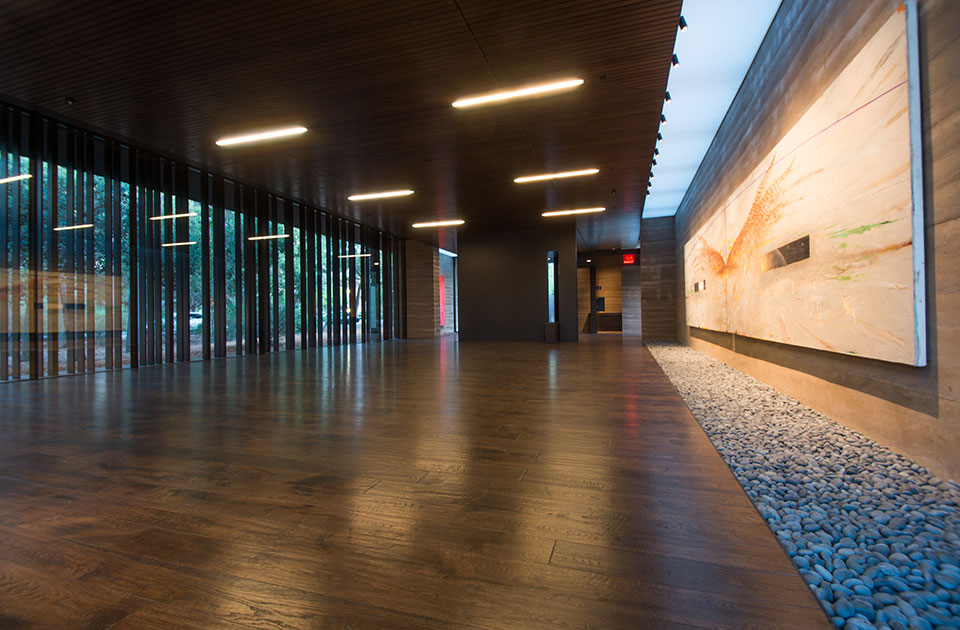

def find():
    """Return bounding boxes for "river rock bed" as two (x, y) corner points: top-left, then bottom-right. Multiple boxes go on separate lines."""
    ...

(646, 341), (960, 630)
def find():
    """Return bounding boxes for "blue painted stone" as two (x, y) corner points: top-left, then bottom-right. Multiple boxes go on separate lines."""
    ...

(902, 592), (928, 611)
(836, 598), (856, 619)
(897, 599), (919, 617)
(846, 618), (879, 630)
(835, 585), (856, 598)
(884, 606), (909, 624)
(815, 565), (834, 581)
(801, 570), (821, 586)
(875, 577), (909, 593)
(922, 608), (955, 627)
(818, 584), (835, 603)
(932, 573), (958, 589)
(890, 553), (912, 566)
(852, 597), (877, 621)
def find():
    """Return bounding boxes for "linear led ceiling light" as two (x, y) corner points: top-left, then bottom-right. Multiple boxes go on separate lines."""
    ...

(438, 248), (458, 258)
(53, 223), (93, 232)
(412, 220), (465, 228)
(248, 234), (290, 241)
(215, 125), (307, 147)
(0, 174), (32, 185)
(513, 168), (599, 184)
(542, 207), (605, 218)
(338, 253), (372, 259)
(452, 78), (583, 108)
(161, 241), (196, 247)
(347, 189), (414, 201)
(150, 212), (197, 221)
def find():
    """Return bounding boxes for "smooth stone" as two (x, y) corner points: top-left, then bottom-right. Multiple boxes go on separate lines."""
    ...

(932, 573), (958, 589)
(835, 598), (856, 619)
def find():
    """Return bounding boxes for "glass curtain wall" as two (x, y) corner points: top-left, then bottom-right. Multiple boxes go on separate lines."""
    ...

(0, 103), (405, 381)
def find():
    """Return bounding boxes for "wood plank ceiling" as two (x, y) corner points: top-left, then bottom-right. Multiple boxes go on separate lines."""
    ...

(0, 0), (681, 251)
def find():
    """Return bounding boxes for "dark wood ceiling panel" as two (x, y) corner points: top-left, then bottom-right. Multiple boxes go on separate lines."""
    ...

(0, 0), (681, 249)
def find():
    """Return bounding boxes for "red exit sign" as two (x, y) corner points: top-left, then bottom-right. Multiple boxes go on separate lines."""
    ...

(622, 254), (635, 265)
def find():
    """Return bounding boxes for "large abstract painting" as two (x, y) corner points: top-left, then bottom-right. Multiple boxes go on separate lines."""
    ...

(684, 7), (925, 365)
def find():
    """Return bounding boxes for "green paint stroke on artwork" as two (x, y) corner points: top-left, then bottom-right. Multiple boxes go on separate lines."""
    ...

(830, 219), (902, 239)
(837, 275), (852, 281)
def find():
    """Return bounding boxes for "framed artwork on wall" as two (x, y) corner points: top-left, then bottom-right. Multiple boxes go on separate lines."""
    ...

(683, 2), (926, 366)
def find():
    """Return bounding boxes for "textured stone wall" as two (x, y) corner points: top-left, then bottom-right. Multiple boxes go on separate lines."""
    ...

(404, 240), (440, 339)
(622, 265), (642, 336)
(640, 217), (676, 339)
(673, 0), (960, 481)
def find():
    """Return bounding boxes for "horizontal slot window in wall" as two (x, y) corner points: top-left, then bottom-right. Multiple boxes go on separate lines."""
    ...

(0, 104), (406, 381)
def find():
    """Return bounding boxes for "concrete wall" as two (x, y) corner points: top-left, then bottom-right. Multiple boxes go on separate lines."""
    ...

(459, 226), (577, 342)
(673, 0), (960, 481)
(404, 240), (440, 339)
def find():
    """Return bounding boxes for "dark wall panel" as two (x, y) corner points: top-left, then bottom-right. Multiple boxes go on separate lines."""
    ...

(459, 225), (576, 342)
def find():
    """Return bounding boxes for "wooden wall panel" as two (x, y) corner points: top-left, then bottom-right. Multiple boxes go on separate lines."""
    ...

(673, 0), (960, 481)
(595, 267), (622, 315)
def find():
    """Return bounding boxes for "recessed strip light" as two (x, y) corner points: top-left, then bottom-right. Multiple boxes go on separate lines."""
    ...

(53, 223), (93, 232)
(149, 212), (198, 221)
(248, 234), (290, 241)
(513, 168), (599, 184)
(541, 207), (605, 217)
(412, 220), (465, 228)
(452, 78), (583, 109)
(347, 189), (414, 201)
(161, 241), (196, 247)
(338, 253), (372, 259)
(0, 174), (32, 185)
(215, 125), (307, 147)
(438, 248), (458, 258)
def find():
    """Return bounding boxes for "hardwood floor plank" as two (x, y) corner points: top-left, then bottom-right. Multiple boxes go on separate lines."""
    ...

(0, 337), (829, 629)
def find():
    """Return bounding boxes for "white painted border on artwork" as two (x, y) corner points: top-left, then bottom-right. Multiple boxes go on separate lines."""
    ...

(905, 0), (927, 367)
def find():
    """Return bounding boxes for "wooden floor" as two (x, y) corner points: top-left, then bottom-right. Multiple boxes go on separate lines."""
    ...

(0, 337), (830, 630)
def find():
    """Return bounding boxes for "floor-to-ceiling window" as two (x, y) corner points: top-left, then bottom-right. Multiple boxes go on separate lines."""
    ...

(0, 103), (405, 381)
